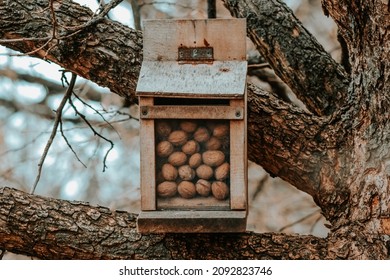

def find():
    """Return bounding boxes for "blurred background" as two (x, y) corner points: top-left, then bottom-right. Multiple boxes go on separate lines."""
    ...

(1, 0), (341, 259)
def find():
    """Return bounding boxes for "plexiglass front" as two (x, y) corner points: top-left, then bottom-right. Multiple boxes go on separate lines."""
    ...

(155, 119), (230, 210)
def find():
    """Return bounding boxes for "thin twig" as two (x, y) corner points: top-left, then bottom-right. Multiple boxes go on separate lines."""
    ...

(279, 210), (321, 232)
(248, 63), (271, 69)
(62, 0), (123, 32)
(0, 0), (122, 56)
(30, 73), (77, 194)
(72, 93), (120, 139)
(68, 95), (114, 172)
(59, 117), (87, 168)
(310, 213), (325, 234)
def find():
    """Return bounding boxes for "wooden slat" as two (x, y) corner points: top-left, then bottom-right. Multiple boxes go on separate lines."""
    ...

(137, 210), (247, 233)
(229, 99), (247, 210)
(157, 196), (230, 210)
(136, 61), (247, 97)
(143, 19), (246, 62)
(140, 105), (243, 120)
(139, 97), (156, 211)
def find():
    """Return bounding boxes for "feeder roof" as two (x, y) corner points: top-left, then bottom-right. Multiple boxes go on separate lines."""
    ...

(136, 19), (247, 98)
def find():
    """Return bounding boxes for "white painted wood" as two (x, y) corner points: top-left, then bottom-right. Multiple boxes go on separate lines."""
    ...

(136, 61), (247, 97)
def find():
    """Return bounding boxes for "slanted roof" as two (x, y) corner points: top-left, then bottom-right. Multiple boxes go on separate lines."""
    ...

(136, 19), (247, 98)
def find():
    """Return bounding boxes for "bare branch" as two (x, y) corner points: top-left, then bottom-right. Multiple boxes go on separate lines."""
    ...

(30, 73), (77, 194)
(68, 93), (114, 172)
(59, 118), (88, 168)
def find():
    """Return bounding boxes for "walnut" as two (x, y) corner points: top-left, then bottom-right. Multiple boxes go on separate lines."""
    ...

(181, 140), (200, 155)
(156, 141), (174, 157)
(168, 130), (188, 146)
(178, 165), (195, 181)
(214, 162), (230, 181)
(157, 181), (177, 197)
(193, 126), (210, 143)
(179, 120), (198, 133)
(178, 181), (196, 199)
(156, 121), (172, 138)
(196, 164), (214, 180)
(188, 153), (202, 168)
(195, 179), (211, 197)
(202, 150), (225, 167)
(205, 136), (222, 150)
(213, 123), (229, 138)
(168, 151), (187, 166)
(161, 163), (178, 181)
(211, 181), (229, 200)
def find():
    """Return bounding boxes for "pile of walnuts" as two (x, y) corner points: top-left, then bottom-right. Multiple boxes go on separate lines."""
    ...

(155, 119), (230, 200)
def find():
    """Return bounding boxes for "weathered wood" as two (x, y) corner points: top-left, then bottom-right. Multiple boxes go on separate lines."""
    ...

(229, 99), (247, 210)
(136, 61), (247, 97)
(136, 19), (248, 233)
(0, 187), (328, 259)
(137, 211), (247, 233)
(140, 105), (244, 120)
(139, 97), (156, 211)
(157, 196), (230, 210)
(142, 19), (246, 62)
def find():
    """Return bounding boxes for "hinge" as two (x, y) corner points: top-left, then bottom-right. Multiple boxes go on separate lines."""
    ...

(178, 47), (214, 63)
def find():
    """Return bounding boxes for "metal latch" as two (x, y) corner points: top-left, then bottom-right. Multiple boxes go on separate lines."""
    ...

(178, 47), (214, 63)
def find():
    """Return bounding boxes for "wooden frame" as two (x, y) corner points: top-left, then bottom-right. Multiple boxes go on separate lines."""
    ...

(136, 19), (247, 233)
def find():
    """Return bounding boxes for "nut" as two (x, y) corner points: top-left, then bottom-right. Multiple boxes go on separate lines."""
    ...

(161, 163), (178, 181)
(156, 121), (172, 138)
(193, 126), (210, 143)
(156, 141), (174, 157)
(213, 123), (229, 138)
(205, 136), (222, 150)
(196, 179), (211, 197)
(181, 140), (200, 155)
(156, 171), (165, 184)
(157, 181), (177, 197)
(178, 165), (195, 181)
(202, 150), (225, 167)
(168, 151), (187, 166)
(215, 162), (230, 181)
(211, 181), (229, 200)
(179, 120), (198, 133)
(168, 130), (188, 146)
(178, 181), (196, 199)
(196, 164), (214, 180)
(188, 153), (202, 168)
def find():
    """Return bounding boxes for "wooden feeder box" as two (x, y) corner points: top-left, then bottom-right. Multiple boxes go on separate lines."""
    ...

(136, 19), (247, 233)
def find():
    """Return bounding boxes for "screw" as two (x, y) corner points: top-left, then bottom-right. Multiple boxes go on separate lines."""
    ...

(235, 110), (241, 118)
(142, 107), (148, 116)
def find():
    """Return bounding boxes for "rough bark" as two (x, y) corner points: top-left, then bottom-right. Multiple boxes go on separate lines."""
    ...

(319, 0), (390, 259)
(0, 0), (329, 198)
(222, 0), (350, 116)
(0, 187), (327, 260)
(0, 0), (389, 260)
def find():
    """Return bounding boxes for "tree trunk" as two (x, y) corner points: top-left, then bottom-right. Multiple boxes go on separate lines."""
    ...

(0, 0), (389, 259)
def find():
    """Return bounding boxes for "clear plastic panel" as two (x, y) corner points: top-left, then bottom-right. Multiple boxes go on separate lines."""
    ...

(155, 119), (230, 210)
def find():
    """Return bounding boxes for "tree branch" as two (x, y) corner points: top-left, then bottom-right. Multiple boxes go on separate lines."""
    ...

(0, 0), (339, 198)
(0, 187), (327, 260)
(222, 0), (350, 116)
(0, 0), (143, 103)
